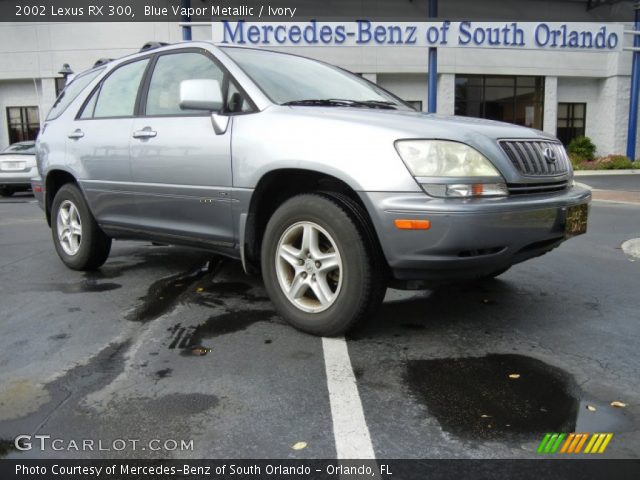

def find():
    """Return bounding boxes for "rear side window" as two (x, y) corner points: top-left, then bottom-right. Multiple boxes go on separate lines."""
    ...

(93, 59), (149, 118)
(46, 68), (104, 121)
(145, 52), (224, 116)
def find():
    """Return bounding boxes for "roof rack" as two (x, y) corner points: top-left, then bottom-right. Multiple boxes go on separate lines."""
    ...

(140, 41), (169, 52)
(93, 58), (113, 67)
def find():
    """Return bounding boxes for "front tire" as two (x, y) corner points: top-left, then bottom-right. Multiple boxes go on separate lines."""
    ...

(0, 187), (14, 197)
(51, 183), (111, 270)
(261, 193), (385, 336)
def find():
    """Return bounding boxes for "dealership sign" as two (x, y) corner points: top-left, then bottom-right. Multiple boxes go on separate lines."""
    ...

(213, 21), (623, 51)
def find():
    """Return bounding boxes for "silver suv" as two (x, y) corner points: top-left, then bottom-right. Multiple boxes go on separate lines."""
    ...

(33, 42), (590, 336)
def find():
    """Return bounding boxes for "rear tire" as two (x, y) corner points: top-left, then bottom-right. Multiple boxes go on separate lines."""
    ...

(261, 193), (385, 336)
(51, 183), (111, 271)
(0, 188), (14, 197)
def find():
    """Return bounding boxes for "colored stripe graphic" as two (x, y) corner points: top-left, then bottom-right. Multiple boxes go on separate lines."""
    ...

(537, 433), (552, 454)
(537, 433), (566, 454)
(585, 433), (614, 454)
(574, 433), (590, 453)
(539, 433), (613, 454)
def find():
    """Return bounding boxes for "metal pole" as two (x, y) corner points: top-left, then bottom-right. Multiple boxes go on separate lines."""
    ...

(181, 0), (192, 40)
(626, 3), (640, 159)
(427, 0), (438, 113)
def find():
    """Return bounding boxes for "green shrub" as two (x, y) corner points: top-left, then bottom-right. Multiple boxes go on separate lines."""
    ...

(632, 160), (640, 169)
(596, 155), (633, 170)
(568, 152), (583, 169)
(567, 136), (596, 162)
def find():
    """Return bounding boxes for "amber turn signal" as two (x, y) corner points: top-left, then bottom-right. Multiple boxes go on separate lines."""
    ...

(394, 219), (431, 230)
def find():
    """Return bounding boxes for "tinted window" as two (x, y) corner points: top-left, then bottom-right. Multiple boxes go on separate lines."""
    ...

(455, 75), (545, 129)
(6, 107), (40, 143)
(46, 68), (103, 120)
(145, 53), (224, 116)
(94, 59), (148, 118)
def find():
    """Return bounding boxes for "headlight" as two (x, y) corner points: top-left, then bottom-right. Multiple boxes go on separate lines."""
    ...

(395, 140), (500, 177)
(395, 140), (507, 198)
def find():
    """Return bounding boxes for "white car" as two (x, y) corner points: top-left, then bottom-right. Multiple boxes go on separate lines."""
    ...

(0, 141), (36, 197)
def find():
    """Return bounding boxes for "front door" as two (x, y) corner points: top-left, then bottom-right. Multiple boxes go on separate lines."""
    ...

(129, 51), (234, 247)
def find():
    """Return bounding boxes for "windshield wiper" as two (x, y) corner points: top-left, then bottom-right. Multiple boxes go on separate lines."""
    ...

(282, 99), (397, 109)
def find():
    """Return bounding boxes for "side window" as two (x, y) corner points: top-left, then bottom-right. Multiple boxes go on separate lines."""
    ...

(47, 68), (104, 121)
(93, 59), (149, 118)
(145, 52), (224, 116)
(79, 89), (98, 119)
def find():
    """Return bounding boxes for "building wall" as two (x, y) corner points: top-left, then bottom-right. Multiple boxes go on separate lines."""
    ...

(0, 20), (638, 156)
(0, 22), (184, 149)
(0, 79), (57, 149)
(377, 74), (428, 111)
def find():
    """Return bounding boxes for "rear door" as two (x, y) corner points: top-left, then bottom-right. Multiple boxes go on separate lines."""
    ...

(129, 50), (234, 247)
(68, 57), (150, 227)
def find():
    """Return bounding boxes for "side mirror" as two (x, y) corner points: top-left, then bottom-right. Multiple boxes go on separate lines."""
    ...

(179, 79), (223, 111)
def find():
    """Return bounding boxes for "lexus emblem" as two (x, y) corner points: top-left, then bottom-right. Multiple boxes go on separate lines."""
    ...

(543, 147), (557, 164)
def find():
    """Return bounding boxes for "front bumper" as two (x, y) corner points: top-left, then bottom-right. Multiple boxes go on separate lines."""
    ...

(30, 176), (45, 210)
(359, 186), (591, 283)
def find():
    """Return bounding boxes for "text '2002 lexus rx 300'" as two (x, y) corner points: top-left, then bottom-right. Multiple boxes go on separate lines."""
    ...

(32, 42), (590, 336)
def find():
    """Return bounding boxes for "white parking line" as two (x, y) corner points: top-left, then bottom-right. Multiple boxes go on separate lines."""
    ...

(322, 336), (376, 459)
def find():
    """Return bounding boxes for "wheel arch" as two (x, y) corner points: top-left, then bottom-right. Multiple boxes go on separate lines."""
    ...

(44, 169), (79, 226)
(242, 168), (384, 273)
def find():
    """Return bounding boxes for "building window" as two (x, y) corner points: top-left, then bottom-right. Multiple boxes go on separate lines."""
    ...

(55, 77), (66, 97)
(556, 103), (586, 146)
(6, 107), (40, 144)
(455, 75), (545, 130)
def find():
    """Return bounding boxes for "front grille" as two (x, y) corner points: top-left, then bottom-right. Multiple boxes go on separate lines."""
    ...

(507, 180), (569, 195)
(500, 140), (570, 176)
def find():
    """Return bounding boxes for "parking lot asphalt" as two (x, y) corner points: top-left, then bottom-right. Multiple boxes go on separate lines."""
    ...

(0, 192), (638, 460)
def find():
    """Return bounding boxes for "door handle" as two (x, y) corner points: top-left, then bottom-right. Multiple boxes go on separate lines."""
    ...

(68, 129), (84, 139)
(132, 127), (157, 139)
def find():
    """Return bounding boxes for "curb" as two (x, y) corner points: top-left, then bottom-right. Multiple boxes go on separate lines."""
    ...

(574, 170), (640, 176)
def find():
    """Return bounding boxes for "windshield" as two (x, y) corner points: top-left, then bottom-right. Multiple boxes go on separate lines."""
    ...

(1, 142), (35, 155)
(222, 47), (413, 110)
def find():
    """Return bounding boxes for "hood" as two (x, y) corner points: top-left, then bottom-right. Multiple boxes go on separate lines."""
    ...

(275, 105), (556, 144)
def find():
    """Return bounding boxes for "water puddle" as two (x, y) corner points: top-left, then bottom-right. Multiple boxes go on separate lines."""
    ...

(0, 439), (17, 457)
(32, 280), (121, 294)
(127, 259), (219, 322)
(406, 354), (580, 440)
(166, 309), (276, 357)
(180, 346), (212, 357)
(190, 281), (269, 308)
(154, 368), (172, 379)
(407, 354), (632, 442)
(189, 309), (275, 340)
